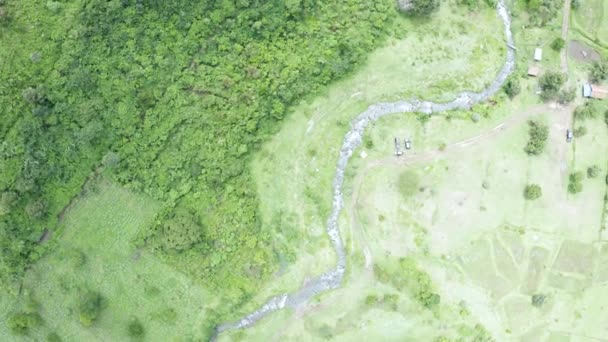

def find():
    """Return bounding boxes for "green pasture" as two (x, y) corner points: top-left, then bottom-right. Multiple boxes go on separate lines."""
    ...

(246, 0), (506, 305)
(0, 180), (216, 341)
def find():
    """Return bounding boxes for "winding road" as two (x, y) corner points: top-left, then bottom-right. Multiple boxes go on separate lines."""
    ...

(213, 1), (516, 339)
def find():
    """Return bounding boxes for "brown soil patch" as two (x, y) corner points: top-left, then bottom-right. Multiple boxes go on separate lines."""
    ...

(568, 40), (601, 63)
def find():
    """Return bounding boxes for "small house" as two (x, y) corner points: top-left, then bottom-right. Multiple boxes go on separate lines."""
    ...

(583, 84), (608, 99)
(527, 65), (541, 77)
(591, 86), (608, 99)
(583, 84), (592, 97)
(534, 48), (543, 61)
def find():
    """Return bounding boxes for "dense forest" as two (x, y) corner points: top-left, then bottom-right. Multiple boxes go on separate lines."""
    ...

(0, 0), (402, 311)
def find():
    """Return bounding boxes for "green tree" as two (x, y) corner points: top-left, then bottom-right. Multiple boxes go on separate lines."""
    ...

(568, 172), (584, 194)
(0, 191), (17, 216)
(25, 199), (48, 219)
(539, 71), (566, 101)
(575, 102), (599, 120)
(526, 0), (563, 26)
(524, 184), (542, 200)
(590, 60), (608, 83)
(157, 209), (204, 252)
(524, 120), (549, 155)
(588, 165), (601, 178)
(101, 151), (121, 168)
(551, 37), (565, 51)
(558, 87), (576, 104)
(573, 126), (587, 137)
(503, 77), (521, 99)
(531, 294), (546, 307)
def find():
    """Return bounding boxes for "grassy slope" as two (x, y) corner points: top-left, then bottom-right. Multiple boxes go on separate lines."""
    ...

(0, 180), (216, 341)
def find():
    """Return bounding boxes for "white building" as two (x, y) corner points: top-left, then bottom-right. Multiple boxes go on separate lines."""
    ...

(534, 48), (543, 61)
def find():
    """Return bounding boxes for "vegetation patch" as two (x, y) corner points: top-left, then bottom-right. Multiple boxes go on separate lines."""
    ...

(397, 170), (421, 199)
(524, 120), (549, 155)
(524, 184), (542, 200)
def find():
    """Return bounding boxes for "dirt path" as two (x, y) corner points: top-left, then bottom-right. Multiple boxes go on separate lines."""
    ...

(561, 0), (571, 73)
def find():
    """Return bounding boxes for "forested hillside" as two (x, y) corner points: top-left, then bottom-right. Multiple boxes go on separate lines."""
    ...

(0, 0), (397, 307)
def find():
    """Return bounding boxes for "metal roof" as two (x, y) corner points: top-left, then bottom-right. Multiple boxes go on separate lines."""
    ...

(534, 48), (542, 61)
(583, 84), (592, 97)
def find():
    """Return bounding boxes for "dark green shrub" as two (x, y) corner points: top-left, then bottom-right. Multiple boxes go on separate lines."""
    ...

(588, 165), (601, 178)
(127, 318), (145, 339)
(558, 87), (576, 104)
(590, 60), (608, 83)
(7, 312), (41, 335)
(503, 77), (521, 98)
(575, 102), (599, 120)
(539, 72), (566, 101)
(524, 184), (542, 200)
(568, 172), (584, 194)
(573, 126), (587, 137)
(524, 120), (549, 155)
(551, 38), (565, 51)
(78, 291), (106, 327)
(531, 294), (546, 307)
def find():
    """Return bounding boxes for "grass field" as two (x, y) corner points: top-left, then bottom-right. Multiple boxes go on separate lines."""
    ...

(243, 1), (506, 311)
(224, 91), (608, 340)
(0, 180), (218, 341)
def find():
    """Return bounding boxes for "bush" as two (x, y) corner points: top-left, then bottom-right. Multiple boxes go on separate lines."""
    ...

(78, 291), (106, 327)
(551, 38), (565, 51)
(588, 165), (601, 178)
(573, 126), (587, 137)
(571, 0), (581, 9)
(7, 312), (41, 335)
(0, 191), (17, 216)
(503, 77), (521, 99)
(101, 151), (121, 168)
(568, 172), (584, 194)
(590, 60), (608, 83)
(127, 319), (145, 339)
(157, 209), (203, 252)
(531, 294), (546, 307)
(25, 199), (48, 219)
(558, 87), (576, 104)
(575, 102), (599, 120)
(524, 120), (549, 155)
(524, 184), (542, 200)
(539, 72), (566, 101)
